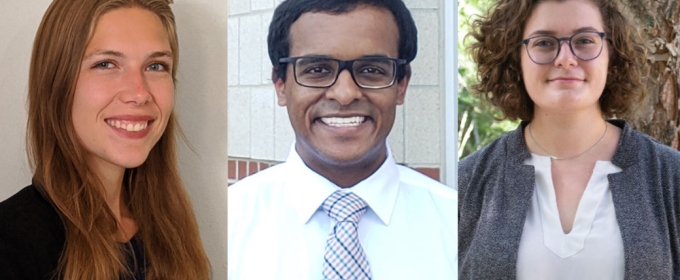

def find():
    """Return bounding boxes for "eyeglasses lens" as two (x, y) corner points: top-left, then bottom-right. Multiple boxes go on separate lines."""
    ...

(294, 57), (396, 88)
(527, 32), (603, 64)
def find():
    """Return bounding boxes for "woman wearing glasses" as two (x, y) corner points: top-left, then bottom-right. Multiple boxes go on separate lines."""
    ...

(459, 0), (680, 279)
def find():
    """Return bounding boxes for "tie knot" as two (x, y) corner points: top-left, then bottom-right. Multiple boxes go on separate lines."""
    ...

(322, 191), (368, 224)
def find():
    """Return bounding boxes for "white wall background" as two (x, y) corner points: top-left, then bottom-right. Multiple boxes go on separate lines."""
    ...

(173, 0), (228, 278)
(0, 1), (229, 279)
(227, 0), (445, 168)
(0, 0), (43, 201)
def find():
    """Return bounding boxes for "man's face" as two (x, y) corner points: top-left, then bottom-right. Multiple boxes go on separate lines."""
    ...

(275, 6), (409, 186)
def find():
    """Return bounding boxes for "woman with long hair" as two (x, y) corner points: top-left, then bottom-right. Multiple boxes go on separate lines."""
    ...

(459, 0), (679, 279)
(0, 0), (211, 279)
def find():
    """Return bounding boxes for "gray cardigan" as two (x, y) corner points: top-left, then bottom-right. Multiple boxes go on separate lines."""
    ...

(458, 120), (680, 279)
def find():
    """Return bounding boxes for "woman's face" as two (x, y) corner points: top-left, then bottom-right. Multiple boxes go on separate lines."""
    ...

(72, 7), (174, 174)
(520, 0), (609, 117)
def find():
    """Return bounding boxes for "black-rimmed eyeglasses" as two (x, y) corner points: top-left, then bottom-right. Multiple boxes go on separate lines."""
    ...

(278, 56), (407, 89)
(521, 31), (606, 65)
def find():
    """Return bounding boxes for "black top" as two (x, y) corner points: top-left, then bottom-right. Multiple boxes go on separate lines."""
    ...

(127, 234), (146, 280)
(0, 185), (146, 280)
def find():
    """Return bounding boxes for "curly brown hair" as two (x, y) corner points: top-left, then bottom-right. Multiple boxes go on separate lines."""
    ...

(467, 0), (647, 121)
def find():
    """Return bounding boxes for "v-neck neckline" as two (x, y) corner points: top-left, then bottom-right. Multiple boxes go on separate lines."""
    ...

(526, 153), (622, 257)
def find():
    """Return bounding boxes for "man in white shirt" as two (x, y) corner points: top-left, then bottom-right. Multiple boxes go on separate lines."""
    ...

(227, 0), (457, 279)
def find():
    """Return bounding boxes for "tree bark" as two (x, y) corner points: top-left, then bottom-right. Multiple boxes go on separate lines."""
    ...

(622, 0), (680, 150)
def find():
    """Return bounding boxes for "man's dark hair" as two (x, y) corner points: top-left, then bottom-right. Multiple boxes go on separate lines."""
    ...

(268, 0), (417, 82)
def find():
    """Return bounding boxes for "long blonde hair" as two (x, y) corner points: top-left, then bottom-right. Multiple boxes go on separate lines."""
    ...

(27, 0), (210, 278)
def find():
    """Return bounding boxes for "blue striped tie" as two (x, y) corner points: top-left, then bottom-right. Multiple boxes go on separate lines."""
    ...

(322, 191), (372, 280)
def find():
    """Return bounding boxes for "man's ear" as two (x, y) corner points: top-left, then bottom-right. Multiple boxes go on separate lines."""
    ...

(396, 64), (411, 105)
(273, 69), (287, 106)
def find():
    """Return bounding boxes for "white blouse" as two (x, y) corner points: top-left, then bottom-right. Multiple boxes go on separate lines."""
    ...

(517, 154), (625, 280)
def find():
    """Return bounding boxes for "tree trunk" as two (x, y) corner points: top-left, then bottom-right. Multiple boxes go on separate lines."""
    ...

(622, 0), (680, 150)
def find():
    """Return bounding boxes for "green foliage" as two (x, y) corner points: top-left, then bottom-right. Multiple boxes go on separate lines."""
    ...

(458, 0), (519, 159)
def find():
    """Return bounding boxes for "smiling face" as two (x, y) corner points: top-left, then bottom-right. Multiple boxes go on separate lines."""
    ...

(72, 7), (174, 177)
(521, 0), (609, 117)
(275, 6), (408, 185)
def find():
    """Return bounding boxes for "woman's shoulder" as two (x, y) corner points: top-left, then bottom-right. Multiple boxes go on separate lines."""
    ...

(631, 130), (680, 156)
(0, 185), (43, 210)
(458, 126), (526, 192)
(615, 121), (680, 166)
(0, 185), (59, 224)
(0, 184), (65, 249)
(0, 185), (65, 279)
(459, 124), (526, 170)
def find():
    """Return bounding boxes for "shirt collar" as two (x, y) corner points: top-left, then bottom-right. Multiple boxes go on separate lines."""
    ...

(283, 142), (400, 226)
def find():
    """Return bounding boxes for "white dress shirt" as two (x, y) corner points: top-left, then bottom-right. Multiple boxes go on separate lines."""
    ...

(228, 145), (457, 280)
(517, 154), (625, 280)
